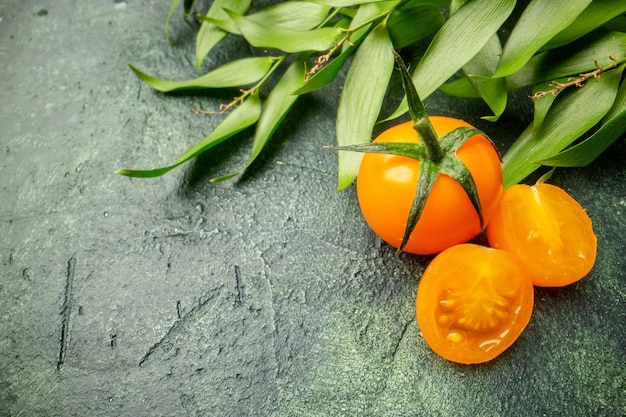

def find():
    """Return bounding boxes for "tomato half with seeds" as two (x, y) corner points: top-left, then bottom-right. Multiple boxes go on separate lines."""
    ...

(356, 117), (503, 255)
(487, 182), (597, 287)
(416, 244), (534, 364)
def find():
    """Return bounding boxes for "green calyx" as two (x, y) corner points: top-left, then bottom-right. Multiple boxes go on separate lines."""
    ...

(334, 50), (487, 254)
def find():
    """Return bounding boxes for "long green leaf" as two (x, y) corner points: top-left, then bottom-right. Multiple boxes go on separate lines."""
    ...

(415, 0), (514, 98)
(541, 0), (626, 50)
(336, 21), (394, 191)
(387, 4), (444, 49)
(197, 15), (240, 34)
(165, 0), (183, 47)
(308, 0), (393, 6)
(540, 73), (626, 167)
(115, 95), (262, 178)
(195, 0), (251, 72)
(293, 40), (359, 96)
(342, 1), (399, 51)
(493, 0), (593, 77)
(442, 31), (626, 96)
(438, 77), (481, 98)
(292, 2), (388, 96)
(463, 34), (507, 121)
(226, 10), (342, 53)
(129, 56), (275, 92)
(502, 65), (624, 187)
(539, 109), (626, 167)
(506, 31), (626, 90)
(602, 14), (626, 31)
(245, 1), (331, 31)
(603, 68), (626, 121)
(211, 56), (307, 182)
(530, 77), (564, 131)
(202, 2), (332, 35)
(386, 0), (515, 121)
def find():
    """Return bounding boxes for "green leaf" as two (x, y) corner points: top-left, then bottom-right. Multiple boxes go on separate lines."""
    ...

(541, 0), (626, 50)
(539, 109), (626, 167)
(197, 15), (240, 34)
(463, 34), (507, 121)
(416, 0), (515, 98)
(342, 1), (399, 51)
(387, 4), (444, 49)
(245, 1), (332, 31)
(438, 77), (481, 98)
(165, 0), (183, 47)
(293, 2), (391, 96)
(128, 56), (275, 92)
(405, 0), (450, 8)
(449, 0), (469, 13)
(530, 78), (564, 131)
(225, 10), (342, 53)
(602, 14), (626, 32)
(308, 0), (393, 6)
(506, 31), (626, 90)
(201, 2), (332, 36)
(502, 65), (624, 187)
(603, 68), (626, 121)
(386, 0), (515, 121)
(331, 142), (427, 160)
(336, 22), (394, 191)
(211, 56), (307, 182)
(493, 0), (593, 78)
(445, 32), (626, 96)
(195, 0), (251, 72)
(115, 95), (262, 178)
(293, 40), (359, 95)
(540, 74), (626, 167)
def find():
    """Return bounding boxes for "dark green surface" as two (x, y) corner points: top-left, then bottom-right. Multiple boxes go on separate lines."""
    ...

(0, 1), (624, 416)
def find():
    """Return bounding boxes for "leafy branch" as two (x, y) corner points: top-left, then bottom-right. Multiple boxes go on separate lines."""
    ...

(117, 0), (626, 189)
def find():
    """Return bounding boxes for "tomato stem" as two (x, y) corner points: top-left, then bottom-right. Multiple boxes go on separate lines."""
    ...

(393, 50), (444, 163)
(414, 118), (444, 162)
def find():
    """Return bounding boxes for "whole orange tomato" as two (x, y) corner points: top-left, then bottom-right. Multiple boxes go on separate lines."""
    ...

(356, 117), (503, 254)
(487, 182), (597, 287)
(416, 244), (534, 364)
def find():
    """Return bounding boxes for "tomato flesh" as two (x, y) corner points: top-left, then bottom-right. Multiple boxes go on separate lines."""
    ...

(356, 117), (502, 254)
(416, 244), (534, 364)
(487, 183), (597, 287)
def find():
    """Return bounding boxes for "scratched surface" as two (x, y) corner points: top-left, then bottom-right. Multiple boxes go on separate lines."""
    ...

(0, 1), (625, 416)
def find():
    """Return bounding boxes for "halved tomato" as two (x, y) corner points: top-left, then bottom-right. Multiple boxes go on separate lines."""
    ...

(416, 244), (534, 364)
(487, 183), (597, 287)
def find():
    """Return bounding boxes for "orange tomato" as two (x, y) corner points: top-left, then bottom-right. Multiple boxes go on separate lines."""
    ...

(356, 117), (503, 254)
(416, 244), (534, 364)
(487, 182), (597, 287)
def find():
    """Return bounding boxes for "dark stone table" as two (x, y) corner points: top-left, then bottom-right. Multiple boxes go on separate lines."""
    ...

(1, 1), (624, 416)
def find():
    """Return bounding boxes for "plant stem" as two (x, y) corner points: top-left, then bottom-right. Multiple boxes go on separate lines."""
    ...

(339, 6), (394, 36)
(320, 7), (342, 27)
(393, 50), (444, 163)
(530, 56), (626, 100)
(414, 117), (444, 162)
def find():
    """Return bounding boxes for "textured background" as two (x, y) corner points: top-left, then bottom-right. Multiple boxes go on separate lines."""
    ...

(1, 1), (624, 416)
